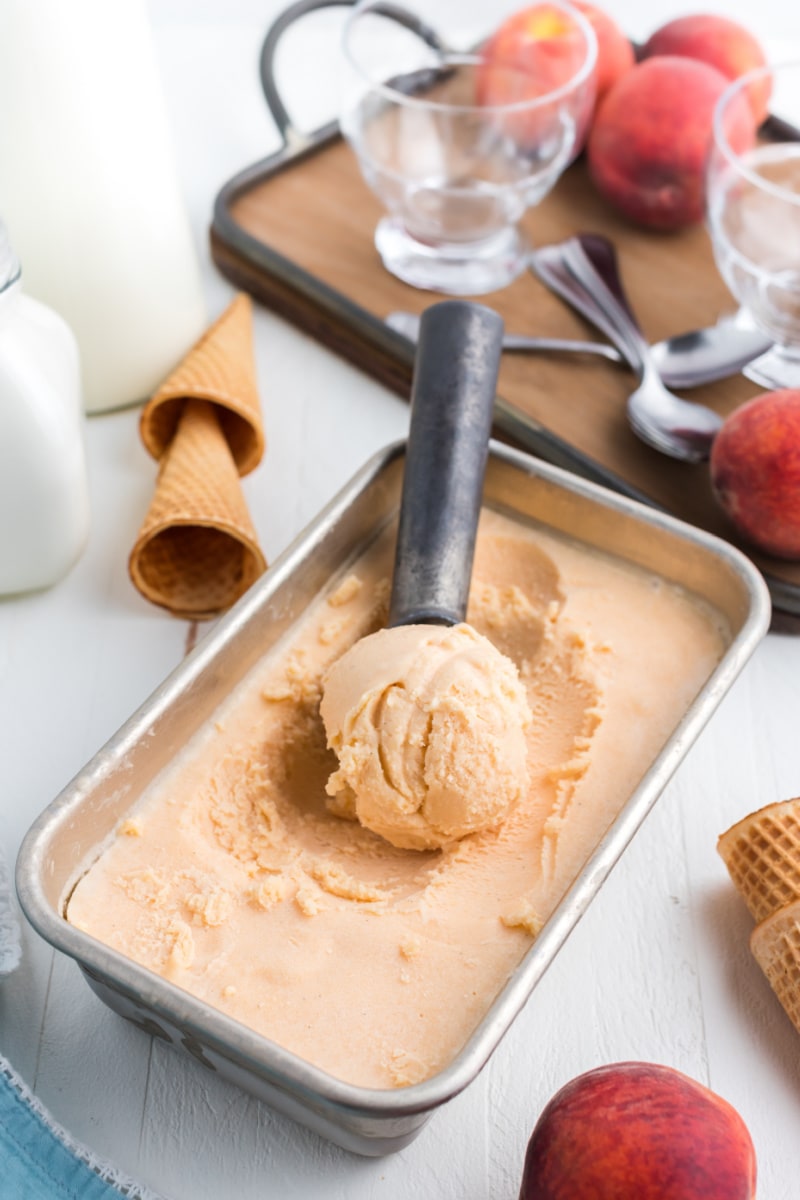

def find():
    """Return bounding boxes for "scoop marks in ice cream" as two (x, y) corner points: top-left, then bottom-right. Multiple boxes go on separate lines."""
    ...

(66, 511), (726, 1089)
(320, 622), (532, 850)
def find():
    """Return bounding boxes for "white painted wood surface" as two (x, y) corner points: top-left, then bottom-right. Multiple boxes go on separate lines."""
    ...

(2, 2), (800, 1196)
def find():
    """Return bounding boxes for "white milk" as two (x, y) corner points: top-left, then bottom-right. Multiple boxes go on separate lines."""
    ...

(0, 0), (208, 413)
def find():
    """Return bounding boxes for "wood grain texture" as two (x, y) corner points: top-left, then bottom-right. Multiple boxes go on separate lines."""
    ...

(213, 134), (800, 607)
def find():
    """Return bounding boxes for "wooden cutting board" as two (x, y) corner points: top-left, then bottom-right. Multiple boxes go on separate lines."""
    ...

(210, 126), (799, 622)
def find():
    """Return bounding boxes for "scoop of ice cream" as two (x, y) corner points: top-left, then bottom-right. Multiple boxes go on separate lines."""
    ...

(320, 622), (531, 851)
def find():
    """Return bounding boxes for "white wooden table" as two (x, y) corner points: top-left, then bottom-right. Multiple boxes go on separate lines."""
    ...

(3, 2), (800, 1196)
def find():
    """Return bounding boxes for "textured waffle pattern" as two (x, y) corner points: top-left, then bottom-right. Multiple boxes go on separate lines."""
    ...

(140, 292), (265, 475)
(717, 798), (800, 924)
(130, 293), (267, 618)
(751, 901), (800, 1037)
(129, 399), (266, 619)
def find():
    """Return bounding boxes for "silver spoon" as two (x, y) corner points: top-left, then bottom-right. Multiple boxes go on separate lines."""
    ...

(566, 235), (724, 461)
(655, 307), (771, 387)
(386, 309), (622, 364)
(387, 305), (770, 388)
(532, 235), (723, 462)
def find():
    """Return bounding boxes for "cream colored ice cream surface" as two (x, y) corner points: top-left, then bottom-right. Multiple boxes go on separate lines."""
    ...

(67, 509), (727, 1089)
(321, 621), (532, 851)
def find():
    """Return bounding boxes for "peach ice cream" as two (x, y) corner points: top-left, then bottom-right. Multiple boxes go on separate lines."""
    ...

(320, 621), (532, 850)
(66, 509), (725, 1089)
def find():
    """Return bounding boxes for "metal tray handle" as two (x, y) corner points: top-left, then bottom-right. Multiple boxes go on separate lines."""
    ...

(258, 0), (450, 149)
(259, 0), (353, 149)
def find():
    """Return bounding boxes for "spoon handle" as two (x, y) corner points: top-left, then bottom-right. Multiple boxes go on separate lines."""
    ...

(574, 234), (640, 326)
(388, 301), (504, 629)
(388, 310), (621, 362)
(530, 246), (639, 372)
(562, 237), (652, 373)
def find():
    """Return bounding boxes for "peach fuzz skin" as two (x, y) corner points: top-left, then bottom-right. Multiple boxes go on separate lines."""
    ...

(518, 1062), (757, 1200)
(642, 14), (770, 124)
(587, 56), (756, 230)
(476, 4), (594, 105)
(711, 390), (800, 560)
(476, 2), (633, 144)
(475, 4), (596, 151)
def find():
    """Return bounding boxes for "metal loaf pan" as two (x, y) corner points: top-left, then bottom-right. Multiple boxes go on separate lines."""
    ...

(16, 440), (770, 1156)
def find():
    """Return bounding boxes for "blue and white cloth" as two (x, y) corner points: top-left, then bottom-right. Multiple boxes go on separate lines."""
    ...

(2, 843), (162, 1197)
(0, 1052), (165, 1199)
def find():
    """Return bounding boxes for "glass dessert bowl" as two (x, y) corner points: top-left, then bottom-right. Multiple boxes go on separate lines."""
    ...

(339, 0), (597, 294)
(706, 60), (800, 389)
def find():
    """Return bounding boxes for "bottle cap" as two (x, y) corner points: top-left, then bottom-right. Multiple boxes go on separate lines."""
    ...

(0, 222), (21, 293)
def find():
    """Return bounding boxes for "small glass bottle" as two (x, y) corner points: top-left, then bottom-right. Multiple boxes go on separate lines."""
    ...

(0, 224), (90, 595)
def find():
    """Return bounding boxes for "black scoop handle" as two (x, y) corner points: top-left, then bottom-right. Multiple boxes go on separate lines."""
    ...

(388, 300), (504, 629)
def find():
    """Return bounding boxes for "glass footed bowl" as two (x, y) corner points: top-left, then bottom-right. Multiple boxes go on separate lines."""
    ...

(707, 59), (800, 390)
(339, 0), (597, 295)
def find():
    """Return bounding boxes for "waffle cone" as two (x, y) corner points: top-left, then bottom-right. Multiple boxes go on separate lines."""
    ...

(129, 399), (266, 620)
(750, 899), (800, 1037)
(140, 293), (264, 476)
(717, 797), (800, 924)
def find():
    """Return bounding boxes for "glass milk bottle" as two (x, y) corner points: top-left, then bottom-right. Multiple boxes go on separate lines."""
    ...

(0, 0), (208, 414)
(0, 225), (90, 595)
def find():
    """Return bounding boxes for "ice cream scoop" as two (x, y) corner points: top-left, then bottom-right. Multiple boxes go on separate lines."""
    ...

(320, 621), (531, 850)
(321, 301), (532, 850)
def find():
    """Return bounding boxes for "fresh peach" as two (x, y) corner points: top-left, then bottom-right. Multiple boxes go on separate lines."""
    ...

(642, 14), (771, 124)
(710, 389), (800, 559)
(519, 1062), (757, 1199)
(587, 55), (756, 230)
(477, 4), (592, 104)
(476, 3), (597, 148)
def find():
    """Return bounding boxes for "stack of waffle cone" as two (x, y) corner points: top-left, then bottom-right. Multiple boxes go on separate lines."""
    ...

(129, 293), (267, 620)
(718, 797), (800, 1036)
